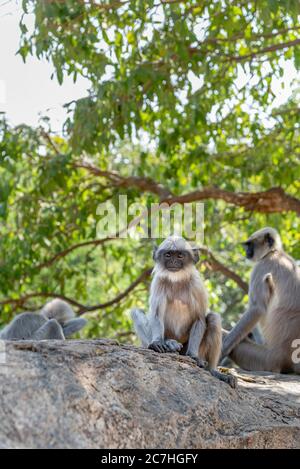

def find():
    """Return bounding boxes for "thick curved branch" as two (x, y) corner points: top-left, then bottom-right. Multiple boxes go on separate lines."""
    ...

(72, 163), (172, 199)
(163, 187), (300, 215)
(75, 163), (300, 214)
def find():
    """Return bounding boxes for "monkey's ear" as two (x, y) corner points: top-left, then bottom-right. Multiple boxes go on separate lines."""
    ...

(264, 233), (274, 248)
(153, 245), (159, 260)
(192, 249), (200, 264)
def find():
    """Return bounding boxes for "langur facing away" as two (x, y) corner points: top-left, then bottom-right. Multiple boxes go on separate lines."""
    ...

(0, 299), (87, 340)
(221, 227), (300, 374)
(131, 236), (237, 388)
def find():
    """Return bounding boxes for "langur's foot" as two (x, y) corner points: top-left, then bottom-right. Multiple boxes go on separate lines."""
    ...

(149, 339), (183, 353)
(164, 339), (183, 353)
(148, 340), (168, 353)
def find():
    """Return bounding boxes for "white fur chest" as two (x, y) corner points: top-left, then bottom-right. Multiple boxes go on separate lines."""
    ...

(164, 297), (196, 340)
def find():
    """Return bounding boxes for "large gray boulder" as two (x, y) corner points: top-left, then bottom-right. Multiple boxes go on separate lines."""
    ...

(0, 339), (299, 448)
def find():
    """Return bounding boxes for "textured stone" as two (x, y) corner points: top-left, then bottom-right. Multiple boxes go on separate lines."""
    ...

(0, 339), (299, 448)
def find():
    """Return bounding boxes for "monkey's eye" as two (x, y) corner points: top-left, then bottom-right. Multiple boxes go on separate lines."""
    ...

(177, 253), (184, 259)
(164, 252), (171, 258)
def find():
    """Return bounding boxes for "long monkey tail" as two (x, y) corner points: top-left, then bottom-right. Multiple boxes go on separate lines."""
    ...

(131, 308), (152, 347)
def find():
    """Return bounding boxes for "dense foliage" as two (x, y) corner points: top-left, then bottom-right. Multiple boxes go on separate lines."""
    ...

(1, 0), (300, 340)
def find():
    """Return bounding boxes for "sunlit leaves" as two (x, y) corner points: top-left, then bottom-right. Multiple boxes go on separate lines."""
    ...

(18, 0), (300, 155)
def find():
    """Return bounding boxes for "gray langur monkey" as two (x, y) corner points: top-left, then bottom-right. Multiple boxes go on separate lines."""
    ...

(131, 236), (237, 388)
(221, 227), (300, 374)
(0, 299), (87, 340)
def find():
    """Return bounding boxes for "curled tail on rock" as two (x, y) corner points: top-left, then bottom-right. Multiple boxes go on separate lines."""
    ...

(0, 299), (87, 340)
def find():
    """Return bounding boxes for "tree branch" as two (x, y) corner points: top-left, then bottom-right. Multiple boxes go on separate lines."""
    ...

(28, 158), (300, 276)
(199, 247), (248, 293)
(163, 187), (300, 215)
(188, 37), (300, 63)
(40, 130), (60, 154)
(0, 292), (86, 310)
(202, 26), (300, 45)
(36, 235), (117, 270)
(222, 38), (300, 62)
(78, 267), (152, 314)
(73, 162), (173, 198)
(74, 163), (300, 215)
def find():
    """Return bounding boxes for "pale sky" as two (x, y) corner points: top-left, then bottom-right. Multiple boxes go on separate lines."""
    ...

(0, 1), (298, 133)
(0, 0), (90, 132)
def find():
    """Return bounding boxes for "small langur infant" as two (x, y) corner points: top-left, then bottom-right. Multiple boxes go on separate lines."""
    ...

(221, 227), (300, 373)
(131, 236), (237, 388)
(0, 299), (87, 340)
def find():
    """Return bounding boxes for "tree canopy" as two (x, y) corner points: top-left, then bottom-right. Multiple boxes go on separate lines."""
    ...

(0, 0), (300, 340)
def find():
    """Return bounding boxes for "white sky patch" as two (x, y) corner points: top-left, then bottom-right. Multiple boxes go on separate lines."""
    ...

(0, 79), (6, 103)
(0, 2), (90, 131)
(270, 58), (298, 109)
(188, 70), (204, 93)
(235, 59), (298, 110)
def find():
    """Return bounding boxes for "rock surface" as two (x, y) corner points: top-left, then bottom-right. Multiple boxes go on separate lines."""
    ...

(0, 339), (299, 448)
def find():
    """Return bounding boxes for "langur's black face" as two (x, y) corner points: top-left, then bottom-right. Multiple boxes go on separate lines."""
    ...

(157, 250), (195, 271)
(243, 241), (254, 259)
(243, 233), (275, 261)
